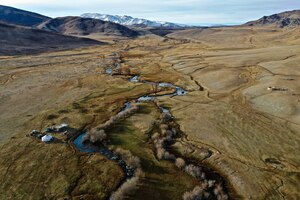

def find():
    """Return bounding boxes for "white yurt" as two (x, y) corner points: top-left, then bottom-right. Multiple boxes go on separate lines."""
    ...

(41, 134), (53, 142)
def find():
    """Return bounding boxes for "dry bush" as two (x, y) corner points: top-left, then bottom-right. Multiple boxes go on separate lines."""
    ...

(166, 130), (175, 137)
(110, 149), (144, 200)
(95, 105), (139, 131)
(163, 151), (176, 161)
(182, 178), (228, 200)
(152, 122), (177, 161)
(151, 132), (160, 140)
(175, 158), (186, 169)
(110, 176), (138, 200)
(184, 164), (203, 178)
(84, 104), (139, 144)
(161, 113), (172, 122)
(156, 147), (165, 160)
(159, 124), (169, 131)
(115, 148), (141, 169)
(171, 128), (177, 135)
(208, 180), (215, 188)
(165, 135), (173, 143)
(110, 169), (144, 200)
(155, 146), (175, 161)
(182, 185), (210, 200)
(90, 129), (107, 143)
(83, 129), (107, 144)
(214, 184), (228, 200)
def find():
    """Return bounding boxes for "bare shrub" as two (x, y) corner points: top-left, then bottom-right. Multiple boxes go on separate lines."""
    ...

(83, 129), (107, 144)
(182, 186), (209, 200)
(110, 169), (144, 200)
(208, 180), (215, 188)
(151, 132), (160, 140)
(161, 113), (172, 122)
(175, 158), (186, 169)
(110, 149), (144, 200)
(95, 104), (139, 131)
(82, 133), (90, 143)
(159, 124), (169, 132)
(165, 135), (173, 143)
(115, 148), (141, 169)
(156, 147), (165, 159)
(161, 129), (167, 136)
(163, 151), (176, 161)
(214, 184), (228, 200)
(165, 130), (175, 137)
(90, 129), (107, 143)
(185, 164), (202, 178)
(171, 128), (177, 135)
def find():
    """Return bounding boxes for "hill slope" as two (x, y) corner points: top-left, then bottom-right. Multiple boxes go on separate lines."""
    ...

(81, 13), (184, 28)
(245, 10), (300, 27)
(0, 22), (102, 55)
(0, 4), (50, 27)
(38, 16), (139, 37)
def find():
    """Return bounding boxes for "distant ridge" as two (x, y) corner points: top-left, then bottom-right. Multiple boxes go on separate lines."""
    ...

(38, 16), (139, 37)
(0, 22), (102, 55)
(81, 13), (186, 28)
(0, 4), (50, 27)
(244, 10), (300, 27)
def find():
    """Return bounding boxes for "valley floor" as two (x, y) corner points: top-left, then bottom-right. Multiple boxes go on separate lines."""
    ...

(0, 27), (299, 199)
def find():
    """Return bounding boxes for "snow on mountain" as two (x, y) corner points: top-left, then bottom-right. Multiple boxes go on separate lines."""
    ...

(81, 13), (186, 28)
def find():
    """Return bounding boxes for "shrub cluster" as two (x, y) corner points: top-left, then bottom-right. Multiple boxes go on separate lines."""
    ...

(110, 148), (144, 200)
(84, 104), (138, 143)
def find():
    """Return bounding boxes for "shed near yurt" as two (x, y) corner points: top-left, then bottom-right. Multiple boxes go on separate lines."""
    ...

(41, 135), (53, 143)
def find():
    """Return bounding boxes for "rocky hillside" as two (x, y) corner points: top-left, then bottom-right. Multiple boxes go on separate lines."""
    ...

(0, 22), (102, 55)
(0, 4), (50, 27)
(38, 16), (139, 37)
(245, 10), (300, 27)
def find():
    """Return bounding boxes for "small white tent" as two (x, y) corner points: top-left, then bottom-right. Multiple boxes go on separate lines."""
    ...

(41, 135), (53, 142)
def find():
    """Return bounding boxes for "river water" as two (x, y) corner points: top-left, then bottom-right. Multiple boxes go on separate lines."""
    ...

(72, 73), (188, 194)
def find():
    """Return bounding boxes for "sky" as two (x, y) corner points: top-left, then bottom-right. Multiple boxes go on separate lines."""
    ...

(1, 0), (300, 25)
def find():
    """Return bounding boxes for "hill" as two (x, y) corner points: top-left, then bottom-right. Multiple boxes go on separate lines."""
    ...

(38, 16), (139, 37)
(0, 22), (103, 55)
(81, 13), (185, 28)
(0, 4), (50, 27)
(245, 10), (300, 27)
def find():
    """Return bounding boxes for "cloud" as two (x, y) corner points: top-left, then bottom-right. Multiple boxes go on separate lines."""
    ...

(1, 0), (300, 24)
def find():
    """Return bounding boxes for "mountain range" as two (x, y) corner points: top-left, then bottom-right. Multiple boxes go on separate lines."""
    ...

(38, 16), (139, 37)
(244, 10), (300, 27)
(81, 13), (185, 28)
(1, 4), (300, 55)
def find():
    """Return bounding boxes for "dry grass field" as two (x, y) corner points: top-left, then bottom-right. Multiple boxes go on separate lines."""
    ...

(0, 26), (299, 199)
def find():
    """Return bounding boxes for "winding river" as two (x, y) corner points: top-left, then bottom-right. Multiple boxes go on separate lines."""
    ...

(72, 62), (228, 199)
(72, 73), (188, 191)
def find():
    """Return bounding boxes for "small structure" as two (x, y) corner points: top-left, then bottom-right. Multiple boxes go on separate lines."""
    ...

(129, 76), (139, 82)
(31, 130), (38, 135)
(106, 68), (113, 75)
(45, 123), (68, 133)
(176, 87), (187, 95)
(55, 123), (69, 132)
(30, 130), (43, 139)
(45, 127), (54, 133)
(41, 134), (53, 143)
